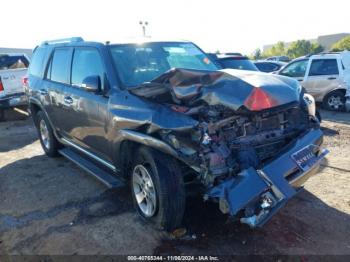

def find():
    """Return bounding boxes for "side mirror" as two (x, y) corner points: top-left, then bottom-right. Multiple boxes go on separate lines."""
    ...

(81, 75), (101, 92)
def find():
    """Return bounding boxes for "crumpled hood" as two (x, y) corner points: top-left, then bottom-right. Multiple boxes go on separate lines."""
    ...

(130, 68), (301, 112)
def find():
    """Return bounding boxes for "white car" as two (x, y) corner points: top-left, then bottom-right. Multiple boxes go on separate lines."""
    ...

(0, 53), (30, 120)
(277, 51), (350, 111)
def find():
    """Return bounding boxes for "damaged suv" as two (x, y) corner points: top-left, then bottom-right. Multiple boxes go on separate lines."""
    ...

(27, 37), (328, 231)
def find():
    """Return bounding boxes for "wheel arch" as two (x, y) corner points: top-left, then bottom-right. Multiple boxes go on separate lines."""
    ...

(322, 88), (346, 101)
(29, 98), (60, 140)
(114, 130), (180, 178)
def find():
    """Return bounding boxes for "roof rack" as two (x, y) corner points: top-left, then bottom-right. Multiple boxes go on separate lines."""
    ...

(41, 37), (84, 45)
(306, 51), (341, 57)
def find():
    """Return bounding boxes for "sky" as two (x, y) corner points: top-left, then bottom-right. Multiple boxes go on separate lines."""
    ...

(1, 0), (349, 54)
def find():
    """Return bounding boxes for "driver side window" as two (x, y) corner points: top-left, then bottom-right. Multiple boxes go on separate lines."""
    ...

(280, 59), (308, 78)
(71, 47), (104, 88)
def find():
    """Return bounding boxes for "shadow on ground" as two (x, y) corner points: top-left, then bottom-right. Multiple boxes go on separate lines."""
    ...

(319, 109), (350, 125)
(155, 186), (350, 255)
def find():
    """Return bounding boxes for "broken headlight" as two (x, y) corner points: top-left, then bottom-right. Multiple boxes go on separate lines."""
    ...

(303, 93), (316, 117)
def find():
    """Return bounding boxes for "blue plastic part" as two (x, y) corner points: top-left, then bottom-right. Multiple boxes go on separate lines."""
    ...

(207, 167), (268, 215)
(207, 128), (328, 227)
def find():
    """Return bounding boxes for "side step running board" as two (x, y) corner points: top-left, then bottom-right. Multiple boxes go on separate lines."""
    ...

(59, 148), (124, 188)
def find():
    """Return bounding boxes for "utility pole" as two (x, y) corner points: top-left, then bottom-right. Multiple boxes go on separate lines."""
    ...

(139, 21), (148, 37)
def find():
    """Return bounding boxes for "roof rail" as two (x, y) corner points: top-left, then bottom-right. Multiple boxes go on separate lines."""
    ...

(41, 37), (84, 45)
(304, 51), (338, 57)
(318, 51), (340, 55)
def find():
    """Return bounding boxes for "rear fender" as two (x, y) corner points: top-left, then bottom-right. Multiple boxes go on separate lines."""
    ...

(29, 98), (61, 141)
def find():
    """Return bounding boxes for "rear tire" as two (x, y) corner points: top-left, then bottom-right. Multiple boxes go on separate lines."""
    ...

(35, 111), (60, 157)
(322, 90), (345, 111)
(131, 146), (186, 231)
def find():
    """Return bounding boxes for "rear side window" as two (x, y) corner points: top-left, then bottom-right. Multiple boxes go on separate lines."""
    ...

(256, 63), (278, 72)
(49, 48), (71, 84)
(309, 59), (339, 76)
(71, 48), (104, 87)
(219, 59), (258, 71)
(0, 55), (29, 70)
(29, 47), (46, 76)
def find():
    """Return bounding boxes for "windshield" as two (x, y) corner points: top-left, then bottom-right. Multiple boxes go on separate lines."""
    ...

(219, 58), (259, 71)
(109, 42), (218, 87)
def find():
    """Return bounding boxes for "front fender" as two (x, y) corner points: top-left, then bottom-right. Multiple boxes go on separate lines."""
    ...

(115, 129), (179, 158)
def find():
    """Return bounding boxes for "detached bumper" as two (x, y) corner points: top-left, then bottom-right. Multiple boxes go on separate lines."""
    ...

(207, 128), (328, 227)
(0, 93), (28, 109)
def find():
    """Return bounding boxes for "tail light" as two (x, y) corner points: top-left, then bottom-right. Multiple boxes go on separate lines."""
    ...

(0, 78), (4, 92)
(22, 76), (29, 87)
(244, 87), (278, 111)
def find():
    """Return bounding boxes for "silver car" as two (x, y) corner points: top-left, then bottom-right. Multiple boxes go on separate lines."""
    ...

(277, 51), (350, 111)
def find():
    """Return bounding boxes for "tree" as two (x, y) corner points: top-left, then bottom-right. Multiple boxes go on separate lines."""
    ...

(311, 42), (324, 54)
(252, 48), (262, 60)
(331, 36), (350, 51)
(262, 41), (286, 57)
(286, 40), (324, 59)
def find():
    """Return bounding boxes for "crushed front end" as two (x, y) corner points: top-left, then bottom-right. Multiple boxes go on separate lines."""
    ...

(129, 68), (329, 227)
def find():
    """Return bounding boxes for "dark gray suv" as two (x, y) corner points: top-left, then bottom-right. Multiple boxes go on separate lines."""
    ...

(27, 37), (327, 231)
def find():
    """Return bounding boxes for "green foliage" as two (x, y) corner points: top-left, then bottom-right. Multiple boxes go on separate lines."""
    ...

(252, 48), (262, 60)
(263, 41), (286, 58)
(261, 40), (324, 59)
(331, 36), (350, 51)
(287, 40), (323, 58)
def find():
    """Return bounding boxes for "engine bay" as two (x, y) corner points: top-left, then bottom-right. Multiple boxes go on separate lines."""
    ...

(161, 103), (312, 187)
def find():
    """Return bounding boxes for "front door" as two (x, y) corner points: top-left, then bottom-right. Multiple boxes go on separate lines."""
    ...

(279, 59), (308, 83)
(60, 47), (111, 162)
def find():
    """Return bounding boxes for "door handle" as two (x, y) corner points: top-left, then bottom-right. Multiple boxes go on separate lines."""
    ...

(39, 89), (48, 95)
(64, 96), (73, 105)
(327, 77), (337, 80)
(297, 79), (303, 82)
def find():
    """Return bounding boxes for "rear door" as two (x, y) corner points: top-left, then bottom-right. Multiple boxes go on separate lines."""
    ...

(0, 55), (29, 96)
(61, 46), (111, 162)
(303, 58), (341, 101)
(44, 47), (73, 132)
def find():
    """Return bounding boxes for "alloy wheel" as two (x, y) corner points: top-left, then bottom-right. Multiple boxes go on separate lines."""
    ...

(132, 164), (157, 217)
(39, 119), (50, 150)
(328, 95), (344, 110)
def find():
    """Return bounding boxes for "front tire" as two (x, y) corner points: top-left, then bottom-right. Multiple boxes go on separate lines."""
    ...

(322, 90), (345, 111)
(35, 111), (60, 157)
(131, 146), (186, 231)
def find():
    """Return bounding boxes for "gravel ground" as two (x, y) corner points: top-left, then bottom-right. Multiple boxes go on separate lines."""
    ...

(0, 108), (349, 256)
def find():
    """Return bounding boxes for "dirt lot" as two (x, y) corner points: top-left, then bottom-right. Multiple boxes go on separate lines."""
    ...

(0, 108), (349, 256)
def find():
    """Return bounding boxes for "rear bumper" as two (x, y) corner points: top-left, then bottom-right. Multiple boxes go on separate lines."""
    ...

(207, 128), (328, 227)
(0, 93), (28, 109)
